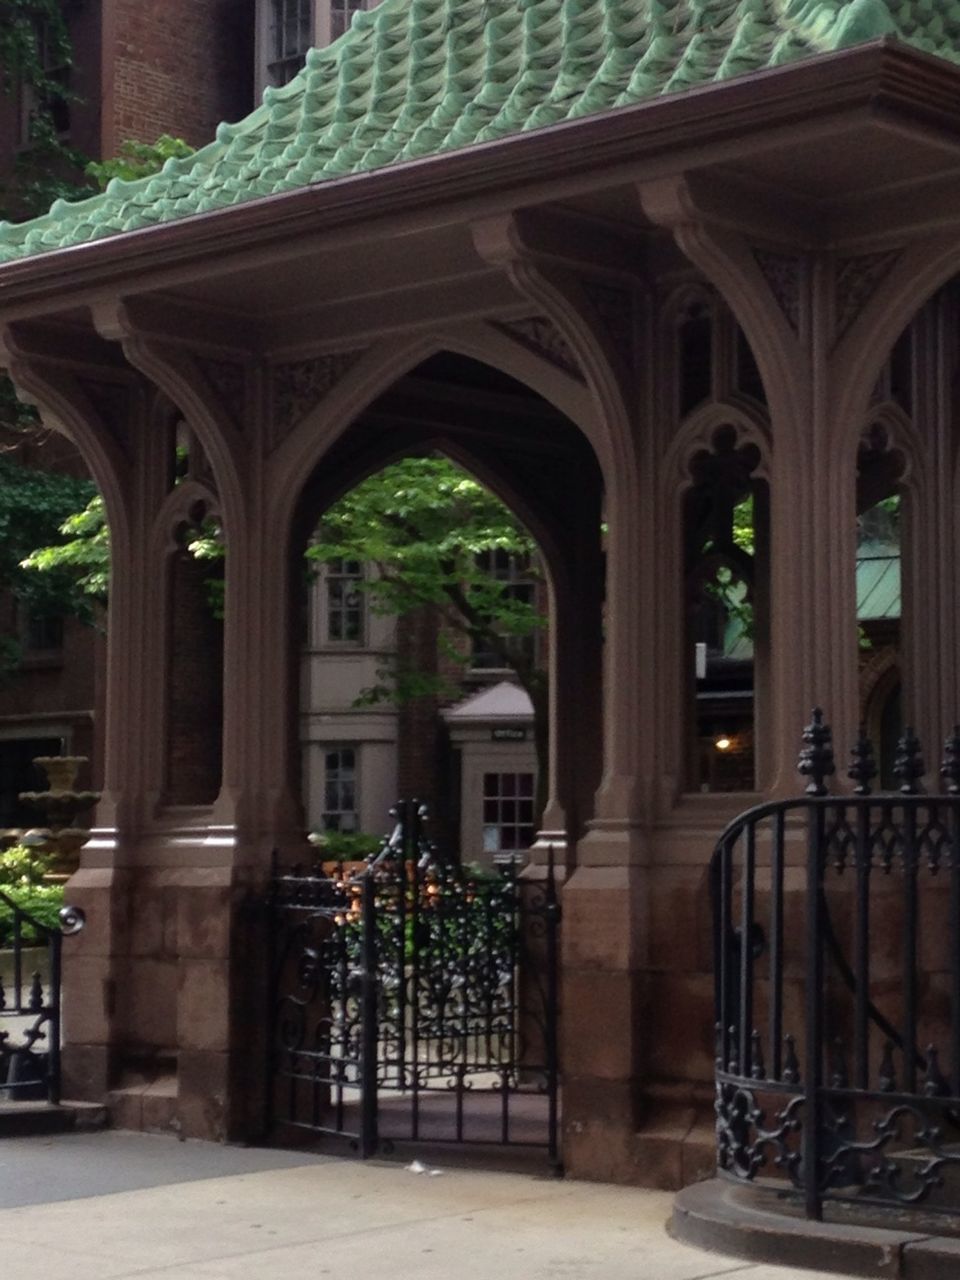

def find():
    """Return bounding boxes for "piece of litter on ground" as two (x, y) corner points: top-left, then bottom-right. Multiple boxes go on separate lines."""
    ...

(405, 1159), (443, 1176)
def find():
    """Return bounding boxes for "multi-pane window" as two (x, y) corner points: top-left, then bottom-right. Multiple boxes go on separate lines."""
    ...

(330, 0), (365, 40)
(268, 0), (313, 86)
(326, 558), (364, 643)
(258, 0), (382, 93)
(482, 772), (535, 862)
(471, 550), (536, 669)
(323, 748), (357, 831)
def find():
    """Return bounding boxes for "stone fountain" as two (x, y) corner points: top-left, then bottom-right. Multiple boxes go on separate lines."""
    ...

(16, 755), (100, 872)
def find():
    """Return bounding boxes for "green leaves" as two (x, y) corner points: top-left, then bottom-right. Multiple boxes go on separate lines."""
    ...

(86, 135), (195, 189)
(0, 843), (63, 943)
(308, 456), (544, 683)
(20, 490), (109, 611)
(0, 1), (84, 221)
(0, 456), (98, 621)
(0, 1), (69, 100)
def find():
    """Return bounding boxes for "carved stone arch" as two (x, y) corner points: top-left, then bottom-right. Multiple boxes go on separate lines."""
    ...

(658, 279), (718, 363)
(292, 429), (571, 610)
(269, 322), (603, 539)
(859, 644), (900, 715)
(664, 399), (772, 496)
(489, 257), (653, 824)
(470, 320), (594, 428)
(639, 179), (803, 451)
(830, 233), (960, 465)
(657, 280), (718, 429)
(0, 354), (131, 551)
(428, 437), (570, 599)
(110, 336), (248, 560)
(857, 401), (925, 503)
(660, 279), (716, 322)
(150, 478), (222, 559)
(674, 227), (803, 444)
(859, 650), (902, 783)
(501, 263), (631, 479)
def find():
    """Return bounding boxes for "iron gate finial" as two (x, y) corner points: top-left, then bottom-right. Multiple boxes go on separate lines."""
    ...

(848, 726), (877, 795)
(893, 728), (925, 795)
(941, 726), (960, 795)
(798, 708), (835, 795)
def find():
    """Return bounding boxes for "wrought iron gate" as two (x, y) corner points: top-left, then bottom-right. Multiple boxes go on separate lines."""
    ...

(713, 711), (960, 1220)
(269, 802), (561, 1164)
(1, 890), (85, 1103)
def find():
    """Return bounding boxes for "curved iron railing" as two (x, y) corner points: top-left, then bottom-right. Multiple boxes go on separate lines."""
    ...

(0, 889), (85, 1104)
(712, 712), (960, 1220)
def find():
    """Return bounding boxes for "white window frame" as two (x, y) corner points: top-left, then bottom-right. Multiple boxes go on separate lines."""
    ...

(315, 557), (366, 647)
(470, 550), (539, 673)
(322, 745), (359, 832)
(255, 0), (376, 97)
(481, 770), (536, 864)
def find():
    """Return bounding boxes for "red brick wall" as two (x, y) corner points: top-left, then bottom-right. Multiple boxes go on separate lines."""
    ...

(105, 0), (255, 155)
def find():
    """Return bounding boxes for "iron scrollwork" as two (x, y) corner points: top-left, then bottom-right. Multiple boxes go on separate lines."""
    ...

(1, 890), (84, 1104)
(269, 803), (561, 1164)
(711, 713), (960, 1221)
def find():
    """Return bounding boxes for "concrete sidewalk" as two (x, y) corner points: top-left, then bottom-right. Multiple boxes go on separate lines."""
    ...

(0, 1131), (847, 1280)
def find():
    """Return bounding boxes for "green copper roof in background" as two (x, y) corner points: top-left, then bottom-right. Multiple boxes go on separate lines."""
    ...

(1, 0), (957, 263)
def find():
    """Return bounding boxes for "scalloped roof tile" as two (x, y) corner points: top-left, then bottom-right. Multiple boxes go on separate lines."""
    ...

(1, 0), (956, 263)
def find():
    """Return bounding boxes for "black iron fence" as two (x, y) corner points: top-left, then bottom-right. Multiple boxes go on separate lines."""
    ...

(0, 890), (85, 1103)
(713, 712), (960, 1220)
(269, 801), (561, 1164)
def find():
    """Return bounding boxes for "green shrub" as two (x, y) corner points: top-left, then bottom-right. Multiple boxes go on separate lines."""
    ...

(308, 830), (383, 861)
(0, 845), (64, 944)
(0, 843), (53, 886)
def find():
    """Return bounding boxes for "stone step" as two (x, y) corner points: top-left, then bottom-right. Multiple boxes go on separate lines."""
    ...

(0, 1100), (108, 1138)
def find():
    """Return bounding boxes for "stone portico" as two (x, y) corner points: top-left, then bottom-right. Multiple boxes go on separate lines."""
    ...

(0, 0), (959, 1187)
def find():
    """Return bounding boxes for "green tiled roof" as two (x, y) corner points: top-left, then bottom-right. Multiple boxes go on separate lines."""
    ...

(1, 0), (956, 263)
(722, 539), (900, 659)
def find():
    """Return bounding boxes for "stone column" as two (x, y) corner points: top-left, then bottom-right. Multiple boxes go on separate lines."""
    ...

(0, 327), (166, 1103)
(900, 293), (960, 756)
(470, 207), (659, 1181)
(640, 180), (867, 785)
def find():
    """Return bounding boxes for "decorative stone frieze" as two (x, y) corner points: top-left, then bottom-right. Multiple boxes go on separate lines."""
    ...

(835, 250), (902, 340)
(271, 350), (366, 440)
(752, 249), (801, 332)
(493, 317), (583, 381)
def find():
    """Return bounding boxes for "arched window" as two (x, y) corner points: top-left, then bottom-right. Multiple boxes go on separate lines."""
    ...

(683, 426), (768, 792)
